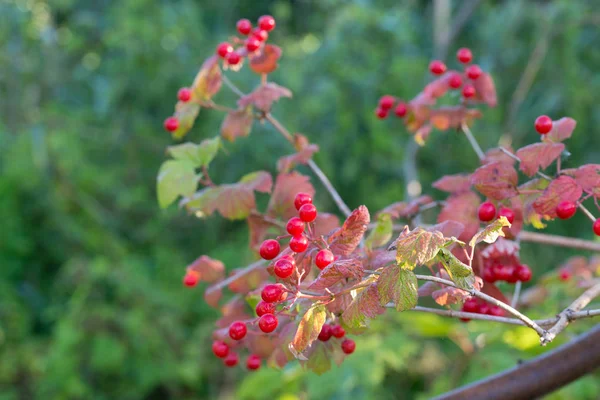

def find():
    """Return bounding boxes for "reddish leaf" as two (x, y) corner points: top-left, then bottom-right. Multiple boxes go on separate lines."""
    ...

(238, 82), (292, 113)
(472, 72), (497, 107)
(432, 174), (472, 193)
(543, 117), (577, 143)
(519, 178), (550, 228)
(247, 213), (282, 251)
(391, 227), (446, 269)
(562, 164), (600, 198)
(246, 334), (277, 359)
(289, 304), (326, 359)
(220, 107), (253, 142)
(414, 124), (433, 145)
(249, 44), (282, 74)
(429, 106), (482, 131)
(363, 249), (396, 271)
(204, 289), (222, 308)
(483, 147), (516, 165)
(376, 267), (418, 311)
(186, 255), (225, 283)
(267, 172), (315, 220)
(376, 196), (433, 219)
(312, 213), (341, 237)
(215, 297), (251, 329)
(192, 55), (222, 101)
(437, 191), (480, 242)
(277, 144), (319, 173)
(308, 259), (364, 291)
(269, 321), (296, 368)
(341, 279), (385, 331)
(328, 206), (371, 256)
(171, 101), (201, 140)
(532, 176), (583, 218)
(326, 292), (353, 314)
(428, 221), (465, 239)
(471, 161), (519, 200)
(516, 142), (565, 177)
(225, 267), (269, 295)
(432, 286), (469, 306)
(239, 171), (273, 193)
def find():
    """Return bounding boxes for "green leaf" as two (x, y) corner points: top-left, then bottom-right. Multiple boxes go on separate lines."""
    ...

(171, 101), (201, 140)
(468, 216), (511, 248)
(289, 304), (327, 359)
(166, 136), (221, 168)
(436, 248), (476, 290)
(365, 213), (393, 250)
(305, 344), (331, 375)
(377, 267), (418, 311)
(156, 160), (197, 208)
(392, 227), (445, 270)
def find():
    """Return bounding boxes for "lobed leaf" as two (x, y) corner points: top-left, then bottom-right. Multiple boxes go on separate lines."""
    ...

(469, 216), (511, 248)
(532, 175), (583, 218)
(156, 160), (197, 209)
(167, 136), (221, 168)
(308, 259), (364, 291)
(543, 117), (577, 143)
(186, 255), (225, 283)
(429, 106), (482, 131)
(562, 164), (600, 198)
(220, 107), (253, 142)
(192, 55), (222, 101)
(267, 172), (315, 220)
(432, 173), (472, 194)
(427, 220), (465, 239)
(483, 147), (516, 165)
(377, 267), (418, 311)
(304, 343), (331, 375)
(289, 304), (327, 359)
(341, 277), (385, 332)
(238, 82), (292, 112)
(432, 286), (469, 306)
(376, 195), (433, 220)
(437, 191), (480, 242)
(519, 178), (550, 228)
(470, 161), (518, 200)
(472, 72), (497, 107)
(249, 44), (282, 74)
(277, 144), (319, 173)
(516, 142), (564, 177)
(392, 227), (446, 270)
(365, 213), (393, 250)
(328, 206), (370, 256)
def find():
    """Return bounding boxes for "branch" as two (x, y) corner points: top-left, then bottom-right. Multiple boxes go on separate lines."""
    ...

(461, 123), (485, 161)
(518, 231), (600, 252)
(204, 259), (266, 295)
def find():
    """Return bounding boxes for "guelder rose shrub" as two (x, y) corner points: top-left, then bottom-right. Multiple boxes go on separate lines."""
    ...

(156, 16), (600, 374)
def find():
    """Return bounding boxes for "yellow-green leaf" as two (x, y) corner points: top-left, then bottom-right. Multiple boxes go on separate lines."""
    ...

(377, 267), (418, 311)
(436, 248), (476, 290)
(365, 213), (393, 250)
(156, 160), (197, 209)
(166, 137), (221, 168)
(469, 216), (511, 248)
(393, 227), (446, 270)
(289, 304), (326, 359)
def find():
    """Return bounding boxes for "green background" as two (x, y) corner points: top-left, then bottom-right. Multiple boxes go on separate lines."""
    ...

(1, 0), (599, 399)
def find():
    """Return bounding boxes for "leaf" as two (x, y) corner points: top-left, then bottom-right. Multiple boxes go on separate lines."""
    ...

(365, 213), (393, 250)
(437, 191), (480, 242)
(277, 144), (319, 173)
(519, 178), (550, 228)
(249, 44), (282, 74)
(376, 196), (434, 219)
(483, 147), (516, 165)
(167, 137), (221, 168)
(532, 175), (583, 218)
(377, 267), (418, 311)
(436, 248), (476, 290)
(220, 107), (253, 142)
(267, 172), (315, 220)
(192, 55), (222, 101)
(308, 259), (364, 291)
(224, 267), (269, 295)
(156, 160), (197, 208)
(562, 164), (600, 198)
(239, 171), (273, 193)
(469, 216), (512, 248)
(312, 213), (340, 237)
(432, 173), (472, 193)
(392, 227), (446, 270)
(470, 161), (519, 200)
(171, 101), (201, 140)
(304, 343), (331, 375)
(543, 117), (577, 143)
(429, 106), (482, 131)
(328, 206), (370, 256)
(186, 255), (225, 283)
(432, 286), (469, 306)
(428, 221), (465, 239)
(472, 72), (497, 107)
(238, 82), (292, 112)
(341, 279), (385, 331)
(516, 142), (565, 177)
(289, 304), (327, 359)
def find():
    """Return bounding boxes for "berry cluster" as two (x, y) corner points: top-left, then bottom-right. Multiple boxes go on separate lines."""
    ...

(480, 240), (531, 284)
(317, 324), (356, 354)
(460, 297), (505, 322)
(211, 339), (263, 370)
(477, 201), (515, 224)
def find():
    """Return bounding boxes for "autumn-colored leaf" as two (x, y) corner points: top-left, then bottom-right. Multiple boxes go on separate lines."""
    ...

(238, 171), (273, 193)
(471, 161), (519, 200)
(186, 255), (225, 283)
(225, 267), (269, 295)
(428, 221), (465, 239)
(238, 82), (292, 113)
(277, 144), (319, 173)
(365, 213), (393, 250)
(289, 304), (327, 359)
(247, 213), (283, 251)
(312, 213), (341, 237)
(391, 227), (446, 270)
(469, 216), (511, 248)
(156, 160), (197, 209)
(437, 191), (480, 242)
(246, 334), (277, 360)
(215, 297), (252, 329)
(249, 44), (282, 74)
(432, 286), (469, 306)
(483, 147), (516, 165)
(341, 277), (385, 332)
(328, 206), (370, 256)
(472, 72), (497, 107)
(221, 107), (253, 142)
(376, 195), (433, 219)
(532, 175), (583, 218)
(543, 117), (577, 143)
(308, 259), (364, 291)
(267, 172), (315, 220)
(192, 55), (222, 101)
(429, 106), (482, 131)
(516, 142), (564, 177)
(432, 173), (472, 193)
(171, 101), (201, 140)
(204, 288), (222, 308)
(562, 164), (600, 198)
(377, 267), (418, 311)
(519, 178), (550, 228)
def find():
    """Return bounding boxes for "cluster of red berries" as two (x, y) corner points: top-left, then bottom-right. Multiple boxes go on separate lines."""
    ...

(317, 324), (355, 354)
(460, 297), (505, 322)
(482, 263), (532, 284)
(374, 95), (407, 120)
(211, 340), (262, 370)
(477, 201), (515, 224)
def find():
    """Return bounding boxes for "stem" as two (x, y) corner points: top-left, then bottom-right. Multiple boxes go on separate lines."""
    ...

(577, 202), (597, 222)
(222, 75), (246, 97)
(499, 147), (553, 180)
(511, 281), (522, 308)
(204, 259), (266, 296)
(518, 231), (600, 252)
(461, 123), (485, 161)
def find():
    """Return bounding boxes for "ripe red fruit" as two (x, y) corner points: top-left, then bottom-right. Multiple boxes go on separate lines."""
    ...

(258, 314), (278, 333)
(375, 107), (388, 119)
(212, 340), (229, 358)
(379, 95), (395, 110)
(462, 84), (476, 98)
(216, 42), (233, 58)
(252, 28), (268, 42)
(315, 249), (334, 270)
(482, 267), (496, 283)
(341, 339), (356, 354)
(255, 301), (276, 317)
(593, 218), (600, 236)
(556, 201), (577, 220)
(498, 206), (515, 224)
(429, 60), (447, 75)
(223, 352), (239, 367)
(286, 217), (305, 236)
(488, 306), (504, 317)
(466, 64), (482, 80)
(559, 269), (571, 281)
(515, 265), (532, 282)
(535, 115), (553, 134)
(261, 284), (284, 303)
(331, 325), (345, 338)
(478, 303), (490, 315)
(229, 321), (247, 340)
(258, 15), (276, 32)
(178, 87), (192, 102)
(164, 116), (179, 132)
(394, 102), (408, 117)
(245, 37), (261, 52)
(457, 47), (473, 64)
(237, 19), (252, 35)
(448, 73), (462, 89)
(289, 235), (309, 253)
(294, 192), (312, 211)
(274, 258), (294, 279)
(462, 298), (479, 313)
(478, 201), (496, 222)
(225, 52), (241, 66)
(318, 324), (332, 341)
(259, 239), (280, 260)
(298, 203), (318, 222)
(505, 266), (519, 284)
(494, 265), (514, 282)
(183, 272), (198, 287)
(246, 354), (261, 371)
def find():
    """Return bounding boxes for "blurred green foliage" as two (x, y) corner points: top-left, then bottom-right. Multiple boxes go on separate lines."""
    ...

(1, 0), (599, 399)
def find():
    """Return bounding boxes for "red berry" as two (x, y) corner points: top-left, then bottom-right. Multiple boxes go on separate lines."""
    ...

(594, 218), (600, 236)
(245, 37), (261, 52)
(495, 265), (514, 282)
(229, 321), (247, 341)
(478, 201), (497, 222)
(375, 107), (388, 119)
(261, 284), (284, 303)
(466, 64), (482, 80)
(258, 314), (278, 333)
(515, 265), (532, 282)
(294, 193), (313, 211)
(556, 201), (576, 220)
(331, 325), (345, 338)
(178, 87), (192, 102)
(341, 339), (356, 354)
(273, 258), (294, 279)
(429, 60), (447, 75)
(258, 15), (276, 32)
(315, 249), (334, 270)
(394, 102), (408, 117)
(289, 235), (309, 253)
(223, 352), (239, 367)
(379, 95), (395, 110)
(183, 272), (198, 287)
(488, 306), (504, 317)
(216, 42), (233, 58)
(318, 324), (332, 341)
(164, 116), (179, 132)
(246, 354), (261, 371)
(505, 265), (519, 283)
(457, 48), (473, 64)
(225, 52), (241, 66)
(448, 73), (462, 89)
(298, 203), (318, 223)
(255, 301), (276, 317)
(286, 217), (305, 236)
(498, 206), (515, 224)
(237, 19), (252, 35)
(462, 298), (479, 313)
(478, 303), (490, 315)
(559, 269), (571, 281)
(212, 340), (229, 358)
(482, 267), (497, 283)
(259, 239), (280, 260)
(535, 115), (553, 134)
(252, 28), (268, 42)
(462, 84), (476, 98)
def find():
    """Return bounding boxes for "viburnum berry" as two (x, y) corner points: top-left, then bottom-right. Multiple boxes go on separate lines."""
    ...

(429, 60), (447, 75)
(559, 269), (571, 281)
(245, 37), (261, 52)
(375, 107), (388, 119)
(223, 352), (239, 367)
(331, 325), (345, 338)
(505, 266), (519, 284)
(246, 354), (261, 371)
(177, 87), (192, 102)
(394, 102), (408, 117)
(466, 64), (482, 80)
(212, 340), (229, 358)
(273, 258), (294, 279)
(478, 201), (496, 222)
(289, 235), (309, 253)
(216, 42), (233, 58)
(498, 206), (515, 224)
(515, 264), (532, 282)
(252, 28), (268, 42)
(462, 84), (476, 98)
(535, 115), (553, 134)
(315, 249), (334, 270)
(488, 306), (504, 317)
(259, 239), (280, 260)
(294, 192), (312, 211)
(298, 203), (318, 222)
(593, 218), (600, 236)
(318, 324), (332, 341)
(237, 18), (252, 35)
(255, 301), (276, 317)
(457, 47), (473, 64)
(378, 95), (395, 110)
(462, 298), (479, 313)
(448, 73), (462, 89)
(225, 52), (241, 66)
(229, 321), (247, 341)
(164, 116), (179, 132)
(482, 267), (496, 283)
(478, 302), (490, 315)
(258, 313), (278, 333)
(258, 15), (276, 32)
(286, 217), (305, 236)
(261, 284), (284, 303)
(341, 339), (356, 354)
(183, 272), (198, 287)
(556, 201), (577, 220)
(495, 265), (514, 282)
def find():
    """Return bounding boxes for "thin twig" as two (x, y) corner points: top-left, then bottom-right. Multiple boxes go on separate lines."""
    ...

(577, 203), (597, 223)
(222, 75), (246, 97)
(511, 281), (522, 308)
(461, 123), (485, 161)
(518, 231), (600, 252)
(499, 147), (553, 180)
(204, 259), (266, 295)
